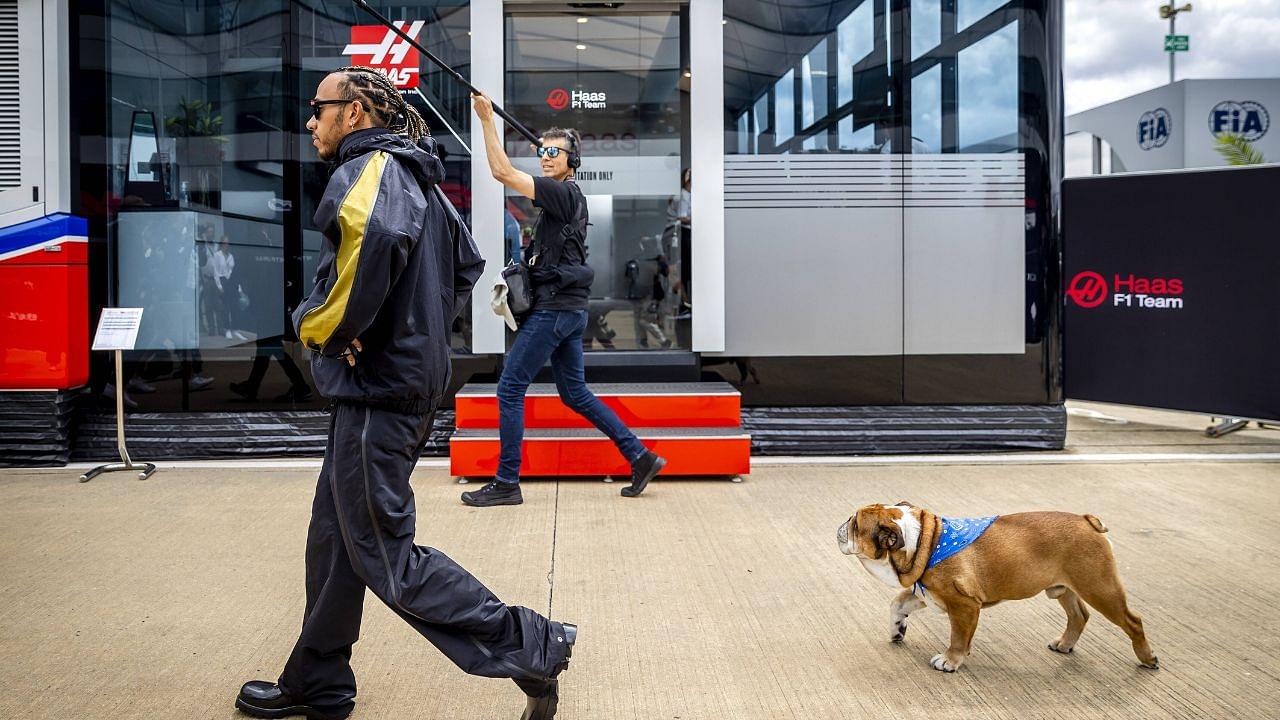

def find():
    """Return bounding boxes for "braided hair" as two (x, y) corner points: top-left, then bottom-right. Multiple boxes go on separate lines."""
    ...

(334, 66), (430, 141)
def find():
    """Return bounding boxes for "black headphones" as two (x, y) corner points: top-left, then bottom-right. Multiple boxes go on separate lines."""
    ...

(566, 131), (581, 170)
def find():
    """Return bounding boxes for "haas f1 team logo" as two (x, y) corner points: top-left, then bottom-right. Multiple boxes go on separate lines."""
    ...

(1066, 271), (1108, 308)
(546, 88), (607, 111)
(343, 21), (424, 89)
(546, 88), (570, 111)
(1069, 271), (1185, 311)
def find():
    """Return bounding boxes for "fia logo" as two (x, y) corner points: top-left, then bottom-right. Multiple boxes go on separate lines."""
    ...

(1138, 108), (1172, 151)
(1209, 101), (1270, 141)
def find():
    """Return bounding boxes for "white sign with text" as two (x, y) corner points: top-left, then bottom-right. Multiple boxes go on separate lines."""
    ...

(92, 308), (145, 351)
(511, 155), (682, 198)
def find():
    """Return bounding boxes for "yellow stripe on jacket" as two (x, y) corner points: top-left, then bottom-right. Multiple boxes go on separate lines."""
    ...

(299, 150), (388, 350)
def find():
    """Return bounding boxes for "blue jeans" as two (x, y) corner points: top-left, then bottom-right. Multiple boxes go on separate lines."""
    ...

(496, 309), (647, 484)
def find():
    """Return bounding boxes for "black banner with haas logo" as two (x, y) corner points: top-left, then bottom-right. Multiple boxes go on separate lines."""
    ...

(1063, 165), (1280, 422)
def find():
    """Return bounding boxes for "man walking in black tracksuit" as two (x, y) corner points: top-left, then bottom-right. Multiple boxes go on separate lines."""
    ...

(235, 66), (575, 720)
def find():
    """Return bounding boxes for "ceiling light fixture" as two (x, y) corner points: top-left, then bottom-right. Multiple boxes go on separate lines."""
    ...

(577, 17), (589, 23)
(576, 43), (587, 50)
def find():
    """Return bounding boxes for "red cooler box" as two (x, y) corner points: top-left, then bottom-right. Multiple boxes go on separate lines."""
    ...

(0, 214), (90, 389)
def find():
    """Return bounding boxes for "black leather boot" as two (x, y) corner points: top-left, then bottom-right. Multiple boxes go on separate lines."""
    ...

(517, 623), (577, 720)
(234, 681), (352, 720)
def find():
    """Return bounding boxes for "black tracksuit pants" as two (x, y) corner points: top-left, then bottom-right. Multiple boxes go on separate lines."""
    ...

(277, 402), (570, 713)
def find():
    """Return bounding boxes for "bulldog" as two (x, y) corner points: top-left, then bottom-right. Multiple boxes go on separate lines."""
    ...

(837, 502), (1158, 673)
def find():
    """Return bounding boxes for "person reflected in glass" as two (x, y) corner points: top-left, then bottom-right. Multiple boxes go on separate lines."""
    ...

(466, 92), (667, 506)
(210, 235), (244, 341)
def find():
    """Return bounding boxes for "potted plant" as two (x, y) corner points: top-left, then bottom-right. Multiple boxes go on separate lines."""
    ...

(166, 97), (227, 207)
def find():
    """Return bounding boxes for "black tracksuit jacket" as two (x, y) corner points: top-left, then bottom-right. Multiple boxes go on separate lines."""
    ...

(293, 129), (484, 415)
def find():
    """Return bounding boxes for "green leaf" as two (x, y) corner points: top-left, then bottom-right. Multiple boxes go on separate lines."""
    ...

(1213, 134), (1266, 166)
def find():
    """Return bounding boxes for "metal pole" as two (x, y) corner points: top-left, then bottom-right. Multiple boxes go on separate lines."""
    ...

(1169, 16), (1175, 84)
(351, 0), (543, 146)
(114, 349), (133, 469)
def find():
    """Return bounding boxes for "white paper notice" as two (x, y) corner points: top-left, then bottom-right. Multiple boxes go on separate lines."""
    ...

(92, 308), (145, 351)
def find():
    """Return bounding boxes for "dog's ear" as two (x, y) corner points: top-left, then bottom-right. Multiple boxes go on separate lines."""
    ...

(895, 499), (913, 508)
(874, 522), (904, 558)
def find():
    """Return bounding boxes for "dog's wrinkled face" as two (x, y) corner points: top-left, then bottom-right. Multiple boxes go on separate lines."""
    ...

(837, 504), (908, 558)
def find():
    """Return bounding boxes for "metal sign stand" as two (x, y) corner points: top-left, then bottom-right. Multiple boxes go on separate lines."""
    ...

(81, 308), (155, 482)
(80, 349), (156, 482)
(1206, 417), (1279, 439)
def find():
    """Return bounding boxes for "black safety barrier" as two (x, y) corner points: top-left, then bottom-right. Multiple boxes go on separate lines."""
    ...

(1063, 164), (1280, 422)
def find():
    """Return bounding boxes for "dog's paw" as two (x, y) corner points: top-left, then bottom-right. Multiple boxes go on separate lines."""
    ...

(890, 621), (908, 643)
(1047, 640), (1074, 654)
(930, 653), (961, 673)
(1139, 656), (1160, 670)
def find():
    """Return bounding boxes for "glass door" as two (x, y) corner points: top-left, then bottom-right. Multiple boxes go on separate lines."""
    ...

(504, 3), (691, 351)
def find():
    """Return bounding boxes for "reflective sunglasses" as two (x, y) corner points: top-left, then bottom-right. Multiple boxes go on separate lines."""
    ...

(309, 98), (350, 120)
(536, 146), (569, 159)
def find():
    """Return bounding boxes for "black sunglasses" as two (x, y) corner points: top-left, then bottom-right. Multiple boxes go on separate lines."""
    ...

(536, 146), (568, 159)
(309, 98), (351, 120)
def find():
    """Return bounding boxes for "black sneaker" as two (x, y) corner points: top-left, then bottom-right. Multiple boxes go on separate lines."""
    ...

(621, 451), (666, 498)
(461, 480), (523, 507)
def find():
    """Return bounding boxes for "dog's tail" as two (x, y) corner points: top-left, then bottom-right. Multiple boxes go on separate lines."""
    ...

(1083, 514), (1108, 533)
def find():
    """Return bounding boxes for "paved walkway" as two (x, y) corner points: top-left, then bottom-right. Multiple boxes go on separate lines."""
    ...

(2, 403), (1278, 719)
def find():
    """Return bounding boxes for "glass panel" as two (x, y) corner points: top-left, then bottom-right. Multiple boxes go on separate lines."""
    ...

(911, 0), (940, 60)
(957, 21), (1017, 152)
(838, 116), (877, 151)
(298, 1), (474, 351)
(837, 1), (873, 106)
(506, 9), (689, 350)
(958, 0), (1008, 31)
(753, 94), (770, 152)
(801, 39), (828, 128)
(726, 0), (893, 156)
(98, 1), (472, 411)
(911, 64), (941, 153)
(106, 0), (294, 410)
(774, 69), (795, 145)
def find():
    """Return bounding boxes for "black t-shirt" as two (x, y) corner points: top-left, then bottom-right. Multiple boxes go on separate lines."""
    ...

(526, 176), (592, 311)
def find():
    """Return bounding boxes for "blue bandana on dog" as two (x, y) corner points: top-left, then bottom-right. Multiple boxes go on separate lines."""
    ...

(928, 516), (999, 569)
(914, 515), (998, 596)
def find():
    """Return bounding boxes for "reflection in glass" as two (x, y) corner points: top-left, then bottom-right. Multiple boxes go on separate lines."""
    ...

(774, 69), (795, 145)
(505, 9), (688, 350)
(801, 39), (828, 128)
(912, 0), (940, 59)
(837, 2), (873, 106)
(911, 65), (941, 153)
(126, 112), (160, 182)
(727, 0), (891, 157)
(959, 0), (1009, 31)
(754, 94), (770, 152)
(958, 22), (1018, 152)
(839, 116), (876, 151)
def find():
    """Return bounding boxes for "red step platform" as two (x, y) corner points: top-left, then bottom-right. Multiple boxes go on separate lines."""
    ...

(449, 382), (751, 478)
